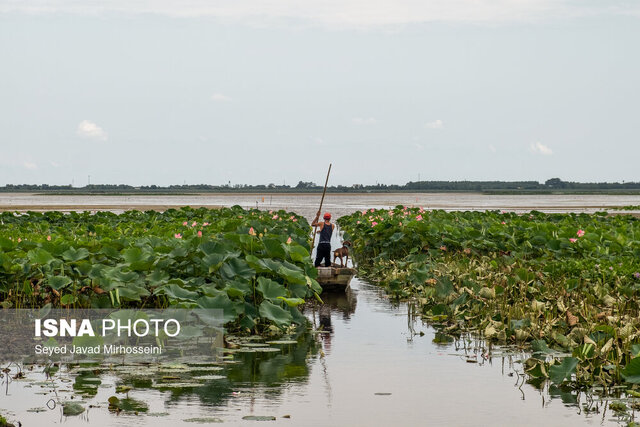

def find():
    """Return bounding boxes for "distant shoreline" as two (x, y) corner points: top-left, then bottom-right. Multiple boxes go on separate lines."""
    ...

(2, 189), (640, 196)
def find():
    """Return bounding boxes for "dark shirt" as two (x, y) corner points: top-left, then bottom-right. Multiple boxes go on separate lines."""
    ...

(319, 222), (333, 244)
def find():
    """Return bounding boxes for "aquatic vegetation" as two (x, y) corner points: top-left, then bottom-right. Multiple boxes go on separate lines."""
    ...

(0, 206), (322, 332)
(338, 206), (640, 389)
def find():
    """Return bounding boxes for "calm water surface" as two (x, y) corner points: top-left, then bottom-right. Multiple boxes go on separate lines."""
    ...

(0, 279), (628, 426)
(2, 193), (640, 217)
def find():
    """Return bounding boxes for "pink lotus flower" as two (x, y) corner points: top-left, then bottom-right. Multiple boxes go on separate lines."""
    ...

(362, 210), (367, 215)
(416, 215), (423, 221)
(357, 220), (361, 224)
(46, 235), (51, 241)
(249, 227), (256, 236)
(569, 238), (577, 243)
(440, 245), (447, 251)
(182, 221), (188, 226)
(290, 216), (295, 220)
(577, 229), (585, 237)
(286, 237), (292, 244)
(203, 222), (210, 226)
(192, 221), (197, 227)
(272, 214), (279, 220)
(293, 218), (297, 222)
(17, 238), (21, 243)
(501, 221), (506, 225)
(197, 231), (202, 238)
(174, 233), (182, 239)
(370, 208), (375, 212)
(371, 221), (378, 227)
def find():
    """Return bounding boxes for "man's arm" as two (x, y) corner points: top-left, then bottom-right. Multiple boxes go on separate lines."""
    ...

(311, 210), (321, 227)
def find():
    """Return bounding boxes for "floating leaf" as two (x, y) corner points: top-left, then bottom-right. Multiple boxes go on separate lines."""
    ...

(549, 357), (579, 384)
(62, 402), (85, 416)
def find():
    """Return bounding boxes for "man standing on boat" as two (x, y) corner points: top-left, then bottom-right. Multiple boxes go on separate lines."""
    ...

(312, 211), (334, 267)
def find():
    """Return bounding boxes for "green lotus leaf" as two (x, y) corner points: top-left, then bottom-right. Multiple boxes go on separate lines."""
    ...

(62, 247), (90, 262)
(28, 248), (55, 264)
(220, 257), (255, 281)
(196, 294), (238, 323)
(47, 275), (72, 290)
(277, 296), (305, 307)
(549, 357), (579, 384)
(258, 300), (292, 327)
(256, 277), (287, 301)
(156, 283), (200, 301)
(622, 357), (640, 383)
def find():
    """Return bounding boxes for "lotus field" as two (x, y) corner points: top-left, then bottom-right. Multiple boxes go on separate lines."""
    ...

(0, 207), (322, 333)
(338, 207), (640, 389)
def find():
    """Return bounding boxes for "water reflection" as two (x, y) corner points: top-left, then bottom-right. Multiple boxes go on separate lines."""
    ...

(303, 287), (357, 356)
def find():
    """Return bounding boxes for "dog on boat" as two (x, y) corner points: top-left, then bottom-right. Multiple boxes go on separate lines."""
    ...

(333, 240), (352, 267)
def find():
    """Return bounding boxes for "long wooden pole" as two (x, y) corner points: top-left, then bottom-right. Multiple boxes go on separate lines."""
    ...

(311, 163), (332, 256)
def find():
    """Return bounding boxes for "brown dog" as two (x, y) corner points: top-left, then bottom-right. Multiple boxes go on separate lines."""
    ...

(333, 240), (352, 267)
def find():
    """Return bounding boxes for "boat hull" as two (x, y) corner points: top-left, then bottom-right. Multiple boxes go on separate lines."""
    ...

(316, 267), (355, 292)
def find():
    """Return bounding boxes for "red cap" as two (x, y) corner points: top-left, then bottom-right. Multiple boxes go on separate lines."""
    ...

(323, 212), (331, 220)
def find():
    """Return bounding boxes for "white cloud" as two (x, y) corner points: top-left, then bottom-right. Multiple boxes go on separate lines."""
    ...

(50, 161), (61, 168)
(425, 119), (443, 129)
(77, 120), (108, 141)
(3, 1), (638, 27)
(311, 137), (324, 145)
(413, 143), (424, 151)
(488, 144), (497, 152)
(352, 117), (376, 125)
(530, 141), (553, 155)
(23, 161), (38, 170)
(211, 93), (232, 102)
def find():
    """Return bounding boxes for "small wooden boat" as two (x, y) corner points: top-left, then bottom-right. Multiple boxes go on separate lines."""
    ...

(316, 266), (356, 291)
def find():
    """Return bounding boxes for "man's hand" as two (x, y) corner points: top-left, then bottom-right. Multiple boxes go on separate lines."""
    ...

(314, 210), (321, 220)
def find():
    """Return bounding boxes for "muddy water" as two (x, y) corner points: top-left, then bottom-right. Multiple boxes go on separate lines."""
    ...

(2, 192), (640, 217)
(0, 280), (626, 426)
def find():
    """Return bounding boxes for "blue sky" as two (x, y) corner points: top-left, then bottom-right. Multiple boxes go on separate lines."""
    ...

(1, 1), (639, 186)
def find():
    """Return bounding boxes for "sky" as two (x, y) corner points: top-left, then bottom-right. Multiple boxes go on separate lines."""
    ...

(1, 1), (639, 186)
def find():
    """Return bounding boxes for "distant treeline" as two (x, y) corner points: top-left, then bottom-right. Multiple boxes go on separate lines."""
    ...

(2, 178), (640, 194)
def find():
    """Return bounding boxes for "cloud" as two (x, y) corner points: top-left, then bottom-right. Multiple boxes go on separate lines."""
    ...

(23, 161), (38, 170)
(3, 1), (638, 27)
(530, 141), (553, 155)
(311, 137), (324, 145)
(211, 93), (232, 102)
(50, 161), (61, 168)
(77, 120), (108, 141)
(352, 117), (376, 125)
(413, 143), (424, 151)
(425, 119), (443, 129)
(488, 144), (497, 152)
